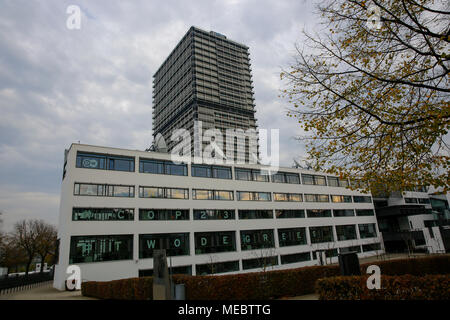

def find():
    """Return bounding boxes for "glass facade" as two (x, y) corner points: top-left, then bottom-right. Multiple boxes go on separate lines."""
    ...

(333, 209), (355, 217)
(240, 229), (275, 250)
(309, 226), (334, 244)
(193, 209), (235, 220)
(275, 209), (305, 219)
(69, 235), (133, 264)
(237, 191), (271, 201)
(238, 210), (273, 219)
(139, 209), (189, 221)
(194, 231), (236, 254)
(302, 174), (327, 186)
(139, 187), (189, 199)
(76, 152), (135, 172)
(335, 225), (358, 241)
(353, 196), (372, 203)
(273, 193), (302, 202)
(72, 208), (134, 221)
(271, 172), (300, 184)
(306, 209), (332, 218)
(139, 233), (190, 258)
(331, 195), (353, 203)
(139, 158), (187, 176)
(242, 256), (278, 270)
(192, 189), (234, 200)
(355, 209), (375, 216)
(195, 261), (240, 275)
(191, 165), (232, 179)
(304, 194), (330, 202)
(74, 183), (135, 197)
(358, 224), (378, 238)
(278, 227), (307, 247)
(235, 168), (270, 182)
(280, 252), (311, 265)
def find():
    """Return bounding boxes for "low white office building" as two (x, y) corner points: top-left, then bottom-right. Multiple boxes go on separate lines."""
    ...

(53, 143), (384, 290)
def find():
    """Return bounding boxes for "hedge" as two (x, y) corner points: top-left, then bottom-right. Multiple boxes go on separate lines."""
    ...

(81, 255), (450, 300)
(316, 274), (450, 300)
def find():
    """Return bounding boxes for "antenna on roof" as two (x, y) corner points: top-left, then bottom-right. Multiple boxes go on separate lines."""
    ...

(146, 133), (168, 153)
(292, 157), (313, 170)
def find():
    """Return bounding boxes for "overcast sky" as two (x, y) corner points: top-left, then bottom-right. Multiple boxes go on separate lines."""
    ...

(0, 0), (319, 231)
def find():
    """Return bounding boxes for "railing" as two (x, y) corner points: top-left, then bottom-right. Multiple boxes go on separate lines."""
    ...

(0, 271), (54, 295)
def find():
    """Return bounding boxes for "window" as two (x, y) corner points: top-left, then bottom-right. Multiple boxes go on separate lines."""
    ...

(239, 210), (273, 219)
(192, 189), (234, 200)
(327, 177), (349, 187)
(69, 235), (133, 264)
(139, 159), (187, 176)
(304, 194), (330, 202)
(302, 174), (327, 186)
(194, 209), (235, 220)
(331, 195), (353, 203)
(237, 191), (271, 201)
(278, 228), (307, 247)
(339, 246), (361, 253)
(76, 152), (134, 172)
(195, 261), (239, 275)
(358, 224), (378, 238)
(280, 252), (311, 265)
(242, 256), (278, 270)
(74, 183), (134, 198)
(139, 265), (192, 277)
(362, 243), (381, 252)
(309, 226), (334, 244)
(72, 208), (134, 221)
(353, 196), (372, 203)
(76, 153), (106, 170)
(139, 233), (189, 258)
(275, 210), (305, 219)
(240, 229), (275, 250)
(273, 193), (303, 202)
(139, 187), (189, 199)
(336, 225), (358, 241)
(139, 209), (189, 221)
(355, 209), (375, 216)
(195, 231), (236, 254)
(306, 209), (332, 218)
(191, 164), (231, 179)
(271, 172), (300, 184)
(235, 168), (251, 181)
(418, 198), (430, 204)
(405, 197), (418, 204)
(333, 209), (355, 217)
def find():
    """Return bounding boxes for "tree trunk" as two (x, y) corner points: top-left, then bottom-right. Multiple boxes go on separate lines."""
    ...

(40, 255), (46, 273)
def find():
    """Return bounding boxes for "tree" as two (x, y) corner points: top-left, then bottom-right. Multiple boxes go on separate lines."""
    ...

(34, 221), (57, 273)
(281, 0), (449, 194)
(10, 220), (39, 275)
(0, 235), (28, 274)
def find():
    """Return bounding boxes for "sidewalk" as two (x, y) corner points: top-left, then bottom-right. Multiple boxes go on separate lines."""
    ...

(0, 282), (96, 300)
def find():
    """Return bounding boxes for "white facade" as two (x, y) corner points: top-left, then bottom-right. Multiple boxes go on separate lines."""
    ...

(53, 143), (383, 290)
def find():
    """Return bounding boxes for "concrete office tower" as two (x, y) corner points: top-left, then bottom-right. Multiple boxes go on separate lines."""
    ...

(152, 27), (258, 162)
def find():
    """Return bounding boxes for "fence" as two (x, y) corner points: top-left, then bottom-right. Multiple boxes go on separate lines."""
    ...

(0, 271), (54, 295)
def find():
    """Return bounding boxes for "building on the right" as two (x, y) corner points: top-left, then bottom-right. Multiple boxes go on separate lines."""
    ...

(373, 186), (450, 254)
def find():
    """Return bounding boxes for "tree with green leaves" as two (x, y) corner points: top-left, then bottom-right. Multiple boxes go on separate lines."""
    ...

(282, 0), (449, 194)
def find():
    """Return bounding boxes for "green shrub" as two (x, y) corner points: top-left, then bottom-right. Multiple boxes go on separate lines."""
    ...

(80, 255), (450, 300)
(316, 274), (450, 300)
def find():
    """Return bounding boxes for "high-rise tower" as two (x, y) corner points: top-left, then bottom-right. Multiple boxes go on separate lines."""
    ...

(152, 26), (258, 162)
